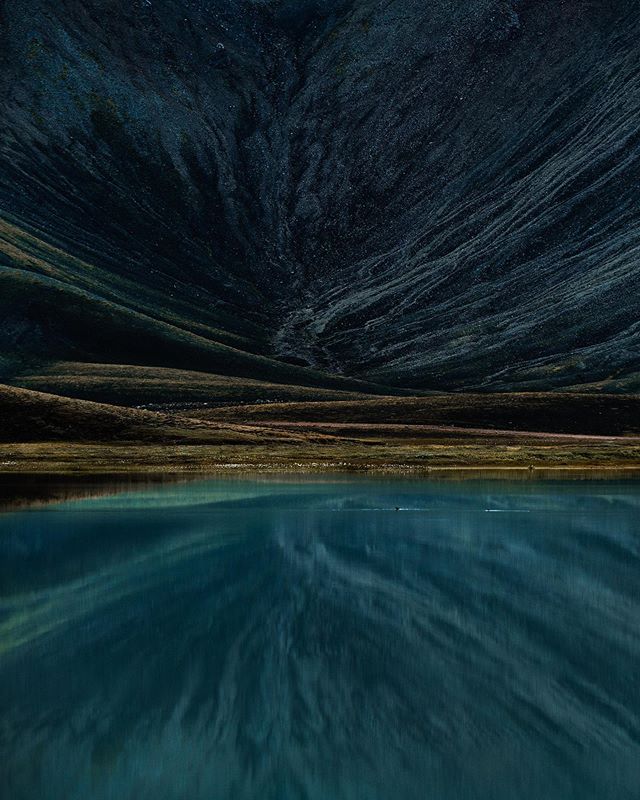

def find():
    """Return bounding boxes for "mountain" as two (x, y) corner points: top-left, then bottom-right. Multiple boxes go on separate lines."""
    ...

(1, 0), (639, 397)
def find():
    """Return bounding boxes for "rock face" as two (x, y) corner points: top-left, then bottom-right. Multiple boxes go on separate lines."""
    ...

(1, 0), (639, 390)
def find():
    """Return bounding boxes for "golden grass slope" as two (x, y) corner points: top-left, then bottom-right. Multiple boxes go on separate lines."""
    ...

(11, 362), (373, 408)
(197, 393), (640, 437)
(1, 384), (640, 475)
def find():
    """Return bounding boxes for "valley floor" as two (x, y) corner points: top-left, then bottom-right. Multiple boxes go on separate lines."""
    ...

(1, 384), (639, 477)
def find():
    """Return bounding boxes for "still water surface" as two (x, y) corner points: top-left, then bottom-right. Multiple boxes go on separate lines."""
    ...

(1, 477), (639, 799)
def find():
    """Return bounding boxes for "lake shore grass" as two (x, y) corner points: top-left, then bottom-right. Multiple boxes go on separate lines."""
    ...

(2, 439), (640, 476)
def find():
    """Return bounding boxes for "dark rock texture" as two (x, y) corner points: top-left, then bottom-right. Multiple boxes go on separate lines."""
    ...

(1, 0), (639, 390)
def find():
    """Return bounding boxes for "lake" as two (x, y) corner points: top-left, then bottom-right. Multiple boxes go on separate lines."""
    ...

(1, 477), (639, 799)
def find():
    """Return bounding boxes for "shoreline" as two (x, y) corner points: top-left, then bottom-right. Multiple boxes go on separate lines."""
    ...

(3, 461), (640, 512)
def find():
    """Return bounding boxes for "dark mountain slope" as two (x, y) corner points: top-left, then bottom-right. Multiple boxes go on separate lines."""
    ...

(1, 0), (638, 391)
(0, 216), (393, 394)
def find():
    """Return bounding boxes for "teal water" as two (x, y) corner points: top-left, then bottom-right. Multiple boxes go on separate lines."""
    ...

(1, 477), (639, 800)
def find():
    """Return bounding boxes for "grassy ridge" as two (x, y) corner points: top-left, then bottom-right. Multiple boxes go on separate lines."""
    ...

(0, 385), (312, 445)
(11, 362), (374, 408)
(198, 394), (640, 437)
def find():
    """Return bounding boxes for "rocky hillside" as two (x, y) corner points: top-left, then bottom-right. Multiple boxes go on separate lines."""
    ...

(1, 0), (638, 391)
